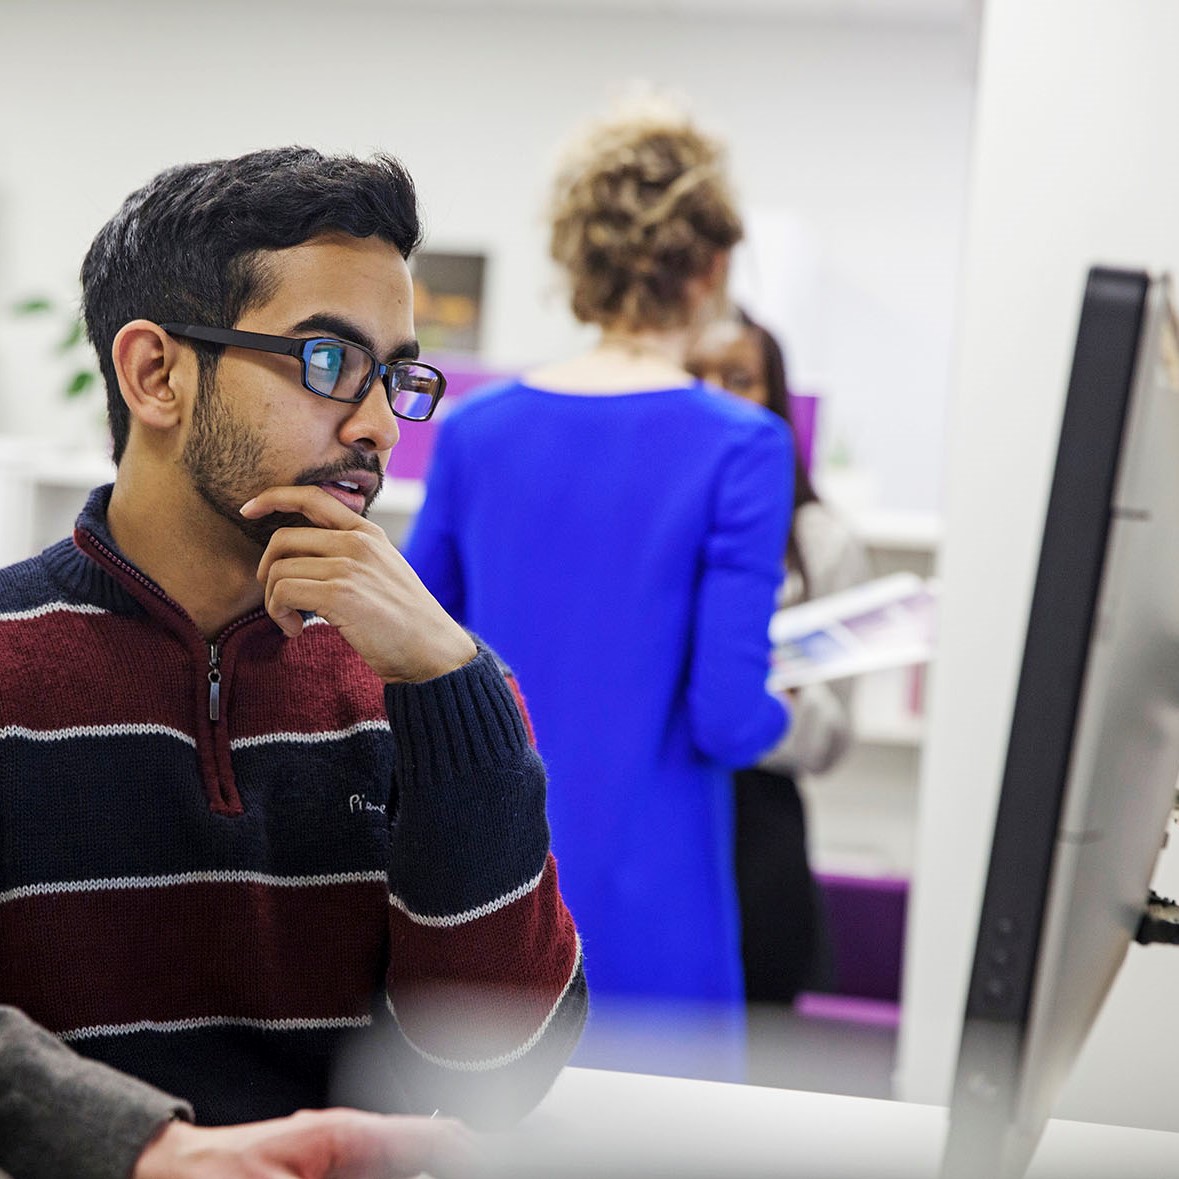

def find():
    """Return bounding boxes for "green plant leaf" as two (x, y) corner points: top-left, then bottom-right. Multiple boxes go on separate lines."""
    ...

(57, 319), (85, 352)
(12, 296), (53, 315)
(65, 369), (97, 397)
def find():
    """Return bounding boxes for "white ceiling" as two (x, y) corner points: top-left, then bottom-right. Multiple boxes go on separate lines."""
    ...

(414, 0), (973, 25)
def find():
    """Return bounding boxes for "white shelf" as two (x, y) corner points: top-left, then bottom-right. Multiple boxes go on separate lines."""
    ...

(854, 716), (927, 748)
(28, 450), (115, 488)
(0, 438), (114, 486)
(367, 478), (424, 546)
(370, 477), (424, 516)
(854, 507), (941, 552)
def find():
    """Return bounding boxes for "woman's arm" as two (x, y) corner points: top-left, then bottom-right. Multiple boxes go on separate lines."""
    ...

(688, 416), (793, 767)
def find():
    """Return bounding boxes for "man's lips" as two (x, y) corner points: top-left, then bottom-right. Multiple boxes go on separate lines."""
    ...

(310, 469), (380, 515)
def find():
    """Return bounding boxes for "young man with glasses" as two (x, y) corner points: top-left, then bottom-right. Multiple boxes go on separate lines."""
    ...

(0, 147), (585, 1179)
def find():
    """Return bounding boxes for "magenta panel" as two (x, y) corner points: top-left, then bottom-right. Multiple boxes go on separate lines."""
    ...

(387, 357), (820, 481)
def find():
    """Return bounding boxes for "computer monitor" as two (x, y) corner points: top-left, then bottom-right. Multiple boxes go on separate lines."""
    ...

(940, 266), (1179, 1179)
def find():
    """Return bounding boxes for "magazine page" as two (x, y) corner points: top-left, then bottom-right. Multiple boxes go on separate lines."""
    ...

(767, 572), (939, 691)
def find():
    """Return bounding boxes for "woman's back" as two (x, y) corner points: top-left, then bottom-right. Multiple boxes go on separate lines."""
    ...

(405, 377), (790, 1006)
(403, 94), (794, 1075)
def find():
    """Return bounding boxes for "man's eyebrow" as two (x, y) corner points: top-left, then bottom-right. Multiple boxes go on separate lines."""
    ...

(289, 314), (420, 362)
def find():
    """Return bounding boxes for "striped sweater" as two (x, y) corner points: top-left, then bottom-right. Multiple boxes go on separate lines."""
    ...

(0, 485), (586, 1128)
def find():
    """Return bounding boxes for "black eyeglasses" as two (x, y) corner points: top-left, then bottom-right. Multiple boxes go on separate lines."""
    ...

(160, 323), (446, 422)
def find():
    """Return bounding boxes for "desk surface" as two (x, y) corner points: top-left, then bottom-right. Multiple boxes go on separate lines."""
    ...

(477, 1067), (1179, 1179)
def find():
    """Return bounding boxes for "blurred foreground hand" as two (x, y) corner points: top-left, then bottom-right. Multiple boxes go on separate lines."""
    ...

(133, 1107), (477, 1179)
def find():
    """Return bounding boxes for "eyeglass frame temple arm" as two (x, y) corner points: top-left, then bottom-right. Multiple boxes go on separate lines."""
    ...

(159, 323), (307, 360)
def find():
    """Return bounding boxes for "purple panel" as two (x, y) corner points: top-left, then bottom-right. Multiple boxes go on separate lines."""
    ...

(385, 415), (438, 482)
(386, 354), (505, 481)
(387, 361), (821, 480)
(815, 874), (909, 1004)
(794, 992), (901, 1029)
(787, 393), (819, 473)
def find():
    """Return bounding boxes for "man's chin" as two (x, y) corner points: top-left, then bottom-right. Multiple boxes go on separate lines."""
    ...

(231, 508), (315, 549)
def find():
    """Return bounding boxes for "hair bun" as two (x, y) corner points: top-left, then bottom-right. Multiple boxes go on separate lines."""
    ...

(547, 96), (742, 331)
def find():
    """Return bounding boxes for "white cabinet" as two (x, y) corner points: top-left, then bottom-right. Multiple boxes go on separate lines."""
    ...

(0, 440), (115, 566)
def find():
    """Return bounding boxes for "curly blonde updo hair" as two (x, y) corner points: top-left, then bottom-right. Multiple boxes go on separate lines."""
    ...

(548, 96), (743, 331)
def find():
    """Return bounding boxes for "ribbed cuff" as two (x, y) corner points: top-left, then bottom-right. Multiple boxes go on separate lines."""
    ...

(383, 644), (532, 787)
(382, 643), (551, 915)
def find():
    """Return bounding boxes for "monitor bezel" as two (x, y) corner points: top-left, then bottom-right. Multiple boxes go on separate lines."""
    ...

(941, 266), (1179, 1179)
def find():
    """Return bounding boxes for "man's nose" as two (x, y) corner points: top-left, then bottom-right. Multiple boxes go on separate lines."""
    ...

(340, 377), (400, 453)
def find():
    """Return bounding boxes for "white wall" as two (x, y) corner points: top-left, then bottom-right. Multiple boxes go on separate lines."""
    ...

(897, 0), (1179, 1132)
(0, 0), (974, 510)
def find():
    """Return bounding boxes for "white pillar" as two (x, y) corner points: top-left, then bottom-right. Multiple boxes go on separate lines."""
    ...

(897, 0), (1179, 1133)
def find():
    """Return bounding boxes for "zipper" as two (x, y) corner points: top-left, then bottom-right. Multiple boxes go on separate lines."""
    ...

(83, 532), (188, 615)
(84, 527), (263, 729)
(208, 642), (222, 722)
(78, 526), (268, 813)
(205, 610), (269, 727)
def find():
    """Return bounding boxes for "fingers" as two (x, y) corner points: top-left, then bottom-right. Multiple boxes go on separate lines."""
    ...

(240, 484), (474, 682)
(372, 1114), (480, 1179)
(241, 485), (373, 532)
(256, 537), (390, 639)
(265, 579), (315, 638)
(132, 1109), (482, 1179)
(246, 497), (397, 639)
(255, 527), (380, 588)
(315, 1110), (480, 1179)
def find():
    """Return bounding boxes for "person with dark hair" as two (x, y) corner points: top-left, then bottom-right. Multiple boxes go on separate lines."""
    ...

(0, 146), (585, 1177)
(687, 310), (870, 1009)
(404, 99), (791, 1077)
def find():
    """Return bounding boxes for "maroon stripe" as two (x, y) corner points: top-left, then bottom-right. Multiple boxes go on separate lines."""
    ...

(0, 879), (388, 1034)
(224, 624), (387, 741)
(386, 857), (579, 1058)
(504, 674), (537, 748)
(0, 610), (386, 740)
(0, 611), (201, 733)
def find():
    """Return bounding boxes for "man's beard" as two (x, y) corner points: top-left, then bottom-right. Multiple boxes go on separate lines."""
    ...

(180, 376), (384, 549)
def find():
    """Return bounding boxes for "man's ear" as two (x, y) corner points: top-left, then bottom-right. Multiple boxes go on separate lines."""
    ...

(111, 320), (189, 433)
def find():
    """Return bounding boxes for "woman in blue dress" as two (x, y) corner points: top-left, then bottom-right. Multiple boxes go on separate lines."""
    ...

(403, 97), (793, 1078)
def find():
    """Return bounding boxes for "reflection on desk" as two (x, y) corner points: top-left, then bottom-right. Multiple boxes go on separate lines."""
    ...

(475, 1067), (1179, 1179)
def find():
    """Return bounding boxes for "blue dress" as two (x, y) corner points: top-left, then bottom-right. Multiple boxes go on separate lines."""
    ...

(403, 379), (791, 1065)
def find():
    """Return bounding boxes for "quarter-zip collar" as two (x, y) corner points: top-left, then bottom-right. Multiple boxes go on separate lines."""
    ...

(45, 484), (278, 815)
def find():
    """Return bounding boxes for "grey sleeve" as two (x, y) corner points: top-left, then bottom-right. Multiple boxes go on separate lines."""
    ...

(759, 503), (873, 776)
(0, 1006), (192, 1179)
(758, 678), (854, 775)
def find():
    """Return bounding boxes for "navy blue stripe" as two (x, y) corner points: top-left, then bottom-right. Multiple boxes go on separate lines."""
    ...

(0, 547), (118, 615)
(0, 733), (394, 884)
(75, 1024), (351, 1126)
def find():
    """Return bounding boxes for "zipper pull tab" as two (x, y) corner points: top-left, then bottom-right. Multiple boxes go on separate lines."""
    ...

(208, 642), (222, 722)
